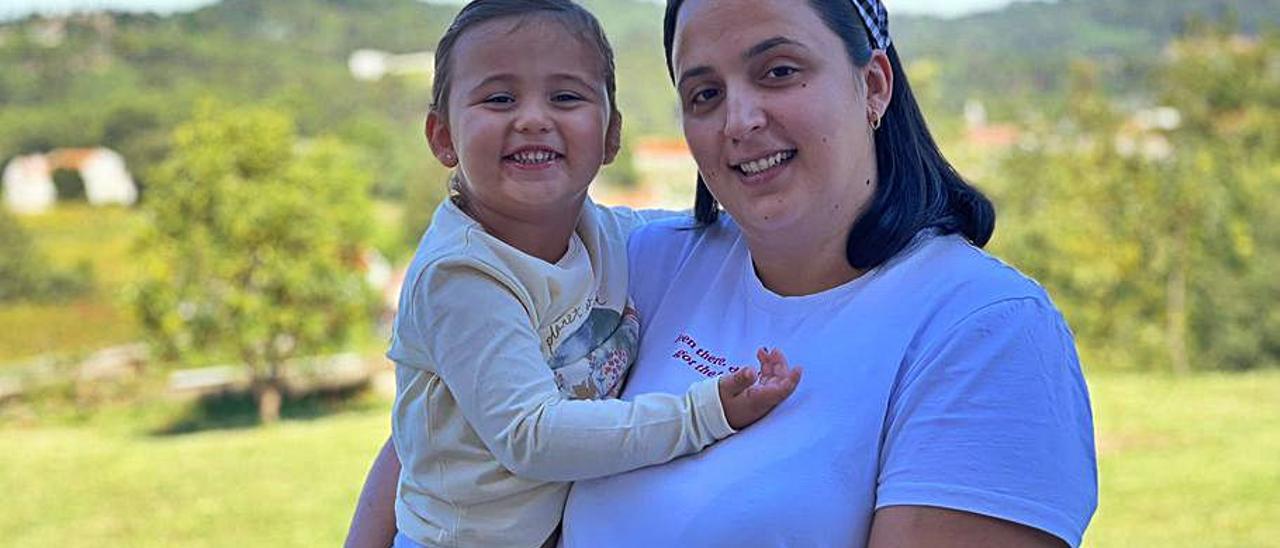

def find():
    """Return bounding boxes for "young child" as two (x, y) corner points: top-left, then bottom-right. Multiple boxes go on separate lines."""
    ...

(386, 1), (802, 547)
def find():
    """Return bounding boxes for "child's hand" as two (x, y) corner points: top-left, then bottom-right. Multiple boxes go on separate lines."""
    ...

(717, 347), (803, 430)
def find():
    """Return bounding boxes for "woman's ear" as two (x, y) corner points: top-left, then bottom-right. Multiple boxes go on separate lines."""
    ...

(426, 111), (459, 168)
(864, 50), (894, 122)
(603, 110), (623, 165)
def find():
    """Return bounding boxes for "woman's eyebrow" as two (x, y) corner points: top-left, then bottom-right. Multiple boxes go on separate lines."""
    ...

(677, 66), (713, 89)
(745, 36), (804, 60)
(676, 36), (805, 88)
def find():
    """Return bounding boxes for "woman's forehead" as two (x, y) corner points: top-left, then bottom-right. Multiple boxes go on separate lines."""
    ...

(672, 0), (829, 67)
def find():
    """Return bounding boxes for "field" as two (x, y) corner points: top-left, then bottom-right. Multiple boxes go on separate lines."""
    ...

(1, 203), (407, 366)
(2, 370), (1276, 546)
(4, 205), (1277, 547)
(0, 205), (141, 364)
(1088, 372), (1280, 547)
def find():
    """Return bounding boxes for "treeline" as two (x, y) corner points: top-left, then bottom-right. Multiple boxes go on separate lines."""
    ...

(10, 0), (1276, 203)
(987, 23), (1279, 373)
(1, 0), (1276, 372)
(897, 0), (1280, 117)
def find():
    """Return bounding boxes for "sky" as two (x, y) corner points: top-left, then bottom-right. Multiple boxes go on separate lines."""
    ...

(0, 0), (1050, 21)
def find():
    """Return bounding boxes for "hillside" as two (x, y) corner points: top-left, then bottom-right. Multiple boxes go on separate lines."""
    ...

(895, 0), (1280, 114)
(2, 0), (1278, 196)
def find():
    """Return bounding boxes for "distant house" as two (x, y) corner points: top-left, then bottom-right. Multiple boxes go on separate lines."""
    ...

(2, 147), (138, 214)
(965, 124), (1022, 150)
(348, 49), (435, 82)
(635, 138), (693, 168)
(1114, 107), (1180, 162)
(2, 155), (56, 214)
(963, 99), (1022, 150)
(612, 138), (698, 210)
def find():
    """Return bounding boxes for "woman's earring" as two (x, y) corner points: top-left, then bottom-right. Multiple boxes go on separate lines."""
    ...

(869, 110), (882, 131)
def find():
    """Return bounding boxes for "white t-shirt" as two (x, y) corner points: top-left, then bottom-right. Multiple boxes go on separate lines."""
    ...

(388, 200), (731, 547)
(562, 215), (1098, 547)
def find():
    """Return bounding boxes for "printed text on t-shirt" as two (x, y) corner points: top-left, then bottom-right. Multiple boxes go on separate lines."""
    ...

(544, 292), (608, 351)
(671, 332), (751, 378)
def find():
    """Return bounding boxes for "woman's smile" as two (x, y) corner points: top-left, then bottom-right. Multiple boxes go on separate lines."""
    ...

(730, 149), (797, 185)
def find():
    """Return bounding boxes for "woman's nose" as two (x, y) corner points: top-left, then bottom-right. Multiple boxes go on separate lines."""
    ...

(724, 89), (766, 141)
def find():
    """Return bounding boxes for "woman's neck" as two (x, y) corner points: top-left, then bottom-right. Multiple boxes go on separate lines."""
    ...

(747, 230), (865, 297)
(461, 197), (583, 264)
(743, 225), (865, 297)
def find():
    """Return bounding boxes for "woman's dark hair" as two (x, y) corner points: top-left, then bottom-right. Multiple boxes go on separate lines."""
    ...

(663, 0), (995, 270)
(431, 0), (618, 119)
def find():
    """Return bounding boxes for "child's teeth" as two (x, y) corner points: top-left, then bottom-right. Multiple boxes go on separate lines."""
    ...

(512, 151), (555, 164)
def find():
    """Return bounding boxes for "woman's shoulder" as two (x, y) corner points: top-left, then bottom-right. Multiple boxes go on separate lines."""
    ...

(880, 231), (1064, 336)
(901, 231), (1051, 304)
(629, 211), (737, 244)
(627, 213), (739, 265)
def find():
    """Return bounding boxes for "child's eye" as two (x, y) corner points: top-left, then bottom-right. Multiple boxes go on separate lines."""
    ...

(552, 92), (585, 103)
(483, 93), (515, 105)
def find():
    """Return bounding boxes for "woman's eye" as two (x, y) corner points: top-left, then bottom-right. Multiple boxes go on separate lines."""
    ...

(690, 88), (720, 105)
(765, 66), (799, 79)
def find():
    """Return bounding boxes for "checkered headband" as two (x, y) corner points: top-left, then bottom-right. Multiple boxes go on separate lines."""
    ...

(851, 0), (891, 49)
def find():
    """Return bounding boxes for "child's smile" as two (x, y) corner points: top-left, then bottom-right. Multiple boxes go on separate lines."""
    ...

(427, 15), (620, 236)
(503, 145), (564, 171)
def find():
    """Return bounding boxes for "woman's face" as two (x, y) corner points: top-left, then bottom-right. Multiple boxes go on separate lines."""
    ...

(671, 0), (885, 238)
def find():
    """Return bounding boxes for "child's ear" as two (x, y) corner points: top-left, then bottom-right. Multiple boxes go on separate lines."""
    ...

(602, 110), (623, 165)
(426, 110), (459, 168)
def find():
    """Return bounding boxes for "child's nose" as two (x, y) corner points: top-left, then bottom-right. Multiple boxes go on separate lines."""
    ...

(514, 103), (554, 134)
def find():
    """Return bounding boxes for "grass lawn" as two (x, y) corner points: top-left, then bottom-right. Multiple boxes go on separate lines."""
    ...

(1085, 370), (1280, 547)
(0, 205), (141, 364)
(2, 370), (1277, 546)
(0, 400), (391, 547)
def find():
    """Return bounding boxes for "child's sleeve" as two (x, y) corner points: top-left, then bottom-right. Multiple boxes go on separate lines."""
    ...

(410, 258), (735, 482)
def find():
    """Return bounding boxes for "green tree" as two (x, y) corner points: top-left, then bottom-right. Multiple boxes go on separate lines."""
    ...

(0, 208), (48, 303)
(399, 154), (451, 253)
(602, 133), (641, 188)
(0, 208), (91, 303)
(1157, 24), (1280, 372)
(991, 22), (1279, 373)
(132, 103), (377, 422)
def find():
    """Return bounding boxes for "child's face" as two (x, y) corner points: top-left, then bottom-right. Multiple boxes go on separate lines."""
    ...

(428, 16), (619, 223)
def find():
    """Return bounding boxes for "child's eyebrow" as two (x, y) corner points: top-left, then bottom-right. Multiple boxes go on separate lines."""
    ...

(549, 73), (603, 92)
(470, 74), (516, 91)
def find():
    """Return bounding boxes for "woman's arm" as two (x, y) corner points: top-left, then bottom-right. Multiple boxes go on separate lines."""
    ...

(344, 436), (400, 548)
(868, 506), (1066, 548)
(874, 297), (1097, 546)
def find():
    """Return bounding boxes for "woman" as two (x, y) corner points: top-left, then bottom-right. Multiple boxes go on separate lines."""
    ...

(349, 0), (1097, 546)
